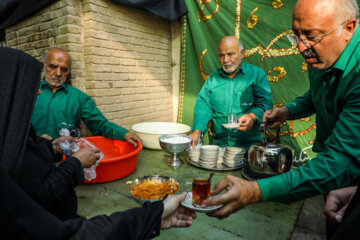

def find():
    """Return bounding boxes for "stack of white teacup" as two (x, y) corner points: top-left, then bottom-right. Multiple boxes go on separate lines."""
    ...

(199, 145), (219, 168)
(217, 147), (225, 164)
(223, 146), (245, 167)
(189, 147), (200, 162)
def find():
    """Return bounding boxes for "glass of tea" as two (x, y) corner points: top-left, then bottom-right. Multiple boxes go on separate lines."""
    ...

(191, 178), (211, 207)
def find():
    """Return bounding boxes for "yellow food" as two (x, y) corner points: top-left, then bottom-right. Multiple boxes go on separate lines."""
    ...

(130, 179), (179, 200)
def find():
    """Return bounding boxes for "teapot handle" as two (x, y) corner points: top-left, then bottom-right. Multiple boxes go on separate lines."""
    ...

(260, 123), (266, 145)
(275, 127), (280, 144)
(260, 122), (281, 145)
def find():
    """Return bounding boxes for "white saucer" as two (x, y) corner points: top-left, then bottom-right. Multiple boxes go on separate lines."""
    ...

(222, 123), (240, 129)
(181, 192), (222, 213)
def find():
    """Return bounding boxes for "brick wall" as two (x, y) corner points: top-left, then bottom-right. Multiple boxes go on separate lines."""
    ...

(5, 0), (177, 132)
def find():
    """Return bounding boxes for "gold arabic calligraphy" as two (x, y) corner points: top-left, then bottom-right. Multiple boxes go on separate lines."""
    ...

(197, 0), (219, 22)
(247, 7), (259, 29)
(272, 0), (284, 10)
(243, 30), (299, 61)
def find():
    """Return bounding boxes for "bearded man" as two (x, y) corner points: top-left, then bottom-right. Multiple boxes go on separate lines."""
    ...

(188, 36), (272, 150)
(32, 48), (141, 146)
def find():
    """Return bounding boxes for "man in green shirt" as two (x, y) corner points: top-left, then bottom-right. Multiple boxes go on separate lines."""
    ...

(188, 36), (272, 150)
(204, 0), (360, 219)
(32, 48), (141, 147)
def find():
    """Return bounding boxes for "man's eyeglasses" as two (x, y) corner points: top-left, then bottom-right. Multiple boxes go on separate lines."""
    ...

(287, 19), (349, 46)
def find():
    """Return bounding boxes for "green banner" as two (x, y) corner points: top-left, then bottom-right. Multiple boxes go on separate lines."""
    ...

(179, 0), (321, 166)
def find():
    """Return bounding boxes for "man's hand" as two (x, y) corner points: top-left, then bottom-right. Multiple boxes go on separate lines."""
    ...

(124, 132), (142, 147)
(161, 192), (197, 229)
(188, 130), (201, 148)
(52, 136), (76, 154)
(262, 106), (289, 129)
(324, 186), (357, 226)
(72, 147), (100, 168)
(237, 113), (256, 131)
(203, 175), (262, 219)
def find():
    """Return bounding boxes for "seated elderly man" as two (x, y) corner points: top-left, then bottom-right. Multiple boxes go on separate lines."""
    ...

(188, 36), (272, 150)
(32, 48), (141, 146)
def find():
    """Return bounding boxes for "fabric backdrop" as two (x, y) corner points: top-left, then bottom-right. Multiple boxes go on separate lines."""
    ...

(178, 0), (353, 166)
(0, 0), (187, 32)
(0, 0), (57, 31)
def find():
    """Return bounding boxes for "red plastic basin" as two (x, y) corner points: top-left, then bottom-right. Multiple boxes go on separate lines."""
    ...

(83, 136), (142, 183)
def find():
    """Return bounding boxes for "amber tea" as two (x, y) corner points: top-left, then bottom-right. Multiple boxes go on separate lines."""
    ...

(192, 178), (211, 207)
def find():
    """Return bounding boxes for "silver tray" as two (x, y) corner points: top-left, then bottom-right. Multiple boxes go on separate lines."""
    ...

(186, 158), (245, 171)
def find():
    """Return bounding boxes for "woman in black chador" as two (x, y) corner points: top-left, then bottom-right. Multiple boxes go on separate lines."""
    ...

(0, 47), (195, 240)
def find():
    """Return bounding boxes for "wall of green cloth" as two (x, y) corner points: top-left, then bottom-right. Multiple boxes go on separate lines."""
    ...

(178, 0), (360, 167)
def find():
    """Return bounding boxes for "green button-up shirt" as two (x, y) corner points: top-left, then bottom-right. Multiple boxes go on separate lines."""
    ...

(193, 62), (272, 150)
(32, 81), (129, 139)
(258, 26), (360, 203)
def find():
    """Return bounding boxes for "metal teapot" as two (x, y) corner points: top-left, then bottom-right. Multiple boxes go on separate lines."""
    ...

(246, 123), (294, 179)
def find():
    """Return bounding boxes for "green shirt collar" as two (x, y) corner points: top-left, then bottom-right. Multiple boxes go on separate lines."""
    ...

(40, 79), (69, 93)
(219, 62), (246, 78)
(330, 26), (360, 72)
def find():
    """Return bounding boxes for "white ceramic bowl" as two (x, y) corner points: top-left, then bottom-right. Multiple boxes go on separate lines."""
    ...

(132, 122), (191, 150)
(201, 145), (220, 151)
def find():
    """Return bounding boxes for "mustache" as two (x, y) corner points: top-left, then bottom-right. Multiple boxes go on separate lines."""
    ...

(224, 63), (233, 67)
(51, 77), (62, 81)
(301, 48), (317, 58)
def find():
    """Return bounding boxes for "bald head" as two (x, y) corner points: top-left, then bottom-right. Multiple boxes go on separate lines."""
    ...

(43, 48), (72, 67)
(218, 36), (243, 53)
(294, 0), (359, 25)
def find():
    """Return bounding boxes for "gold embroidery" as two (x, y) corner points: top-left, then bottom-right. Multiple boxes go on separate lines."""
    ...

(302, 62), (308, 72)
(199, 49), (210, 81)
(207, 120), (214, 136)
(178, 16), (187, 122)
(243, 30), (299, 61)
(197, 0), (220, 22)
(235, 0), (242, 39)
(267, 66), (287, 82)
(289, 121), (316, 138)
(266, 102), (316, 137)
(273, 101), (285, 107)
(272, 0), (284, 10)
(266, 120), (316, 137)
(247, 7), (259, 29)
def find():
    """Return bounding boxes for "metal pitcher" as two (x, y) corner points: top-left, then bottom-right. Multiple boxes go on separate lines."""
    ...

(247, 123), (294, 178)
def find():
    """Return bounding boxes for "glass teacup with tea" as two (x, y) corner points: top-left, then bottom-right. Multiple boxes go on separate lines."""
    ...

(186, 173), (214, 207)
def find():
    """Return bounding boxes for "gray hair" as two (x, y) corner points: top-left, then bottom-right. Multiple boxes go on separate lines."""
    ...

(336, 0), (359, 23)
(238, 40), (244, 53)
(42, 47), (72, 67)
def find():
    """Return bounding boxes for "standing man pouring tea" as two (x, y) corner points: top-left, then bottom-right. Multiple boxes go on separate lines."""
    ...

(204, 3), (360, 237)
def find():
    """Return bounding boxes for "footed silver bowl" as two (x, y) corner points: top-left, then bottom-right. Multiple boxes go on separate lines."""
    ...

(158, 134), (192, 167)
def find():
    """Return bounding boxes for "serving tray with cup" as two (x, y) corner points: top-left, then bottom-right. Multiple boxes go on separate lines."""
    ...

(187, 158), (244, 171)
(187, 145), (245, 171)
